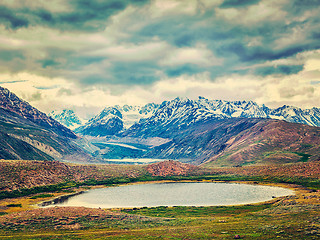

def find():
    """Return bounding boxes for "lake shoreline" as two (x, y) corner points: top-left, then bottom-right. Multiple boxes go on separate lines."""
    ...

(36, 179), (297, 209)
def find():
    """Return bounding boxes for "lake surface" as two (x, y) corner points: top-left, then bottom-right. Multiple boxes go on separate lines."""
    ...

(102, 158), (165, 164)
(49, 182), (294, 208)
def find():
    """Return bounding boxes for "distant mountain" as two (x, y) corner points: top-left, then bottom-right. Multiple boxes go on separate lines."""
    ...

(49, 109), (83, 130)
(114, 97), (320, 165)
(114, 103), (159, 129)
(75, 103), (159, 137)
(123, 97), (320, 138)
(0, 86), (92, 162)
(139, 118), (320, 165)
(75, 107), (124, 137)
(268, 105), (320, 126)
(73, 97), (320, 138)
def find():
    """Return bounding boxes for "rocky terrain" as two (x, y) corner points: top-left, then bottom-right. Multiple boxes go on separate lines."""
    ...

(0, 160), (144, 191)
(146, 160), (198, 177)
(75, 107), (124, 137)
(132, 118), (320, 166)
(122, 97), (320, 138)
(0, 160), (197, 191)
(1, 86), (320, 168)
(205, 161), (320, 179)
(0, 87), (92, 161)
(0, 87), (76, 139)
(1, 159), (320, 193)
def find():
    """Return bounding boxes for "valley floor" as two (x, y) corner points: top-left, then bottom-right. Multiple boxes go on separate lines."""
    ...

(0, 160), (319, 239)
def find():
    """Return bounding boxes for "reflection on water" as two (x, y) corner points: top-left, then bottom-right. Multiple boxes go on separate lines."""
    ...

(44, 182), (294, 208)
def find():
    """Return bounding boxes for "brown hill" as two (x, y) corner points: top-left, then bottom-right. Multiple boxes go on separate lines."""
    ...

(204, 120), (320, 167)
(146, 160), (198, 177)
(137, 118), (319, 166)
(0, 160), (199, 191)
(0, 160), (145, 191)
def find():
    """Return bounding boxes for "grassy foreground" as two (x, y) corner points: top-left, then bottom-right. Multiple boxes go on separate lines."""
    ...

(0, 161), (319, 239)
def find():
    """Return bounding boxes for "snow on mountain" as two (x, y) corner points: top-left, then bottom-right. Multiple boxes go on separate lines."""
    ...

(75, 103), (159, 137)
(49, 109), (84, 130)
(269, 105), (320, 127)
(123, 97), (320, 138)
(114, 103), (159, 129)
(55, 96), (319, 138)
(75, 107), (123, 137)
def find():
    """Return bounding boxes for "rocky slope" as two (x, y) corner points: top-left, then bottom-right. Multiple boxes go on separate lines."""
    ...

(0, 87), (76, 139)
(146, 160), (198, 177)
(0, 87), (91, 161)
(202, 119), (320, 166)
(130, 118), (320, 166)
(0, 160), (197, 191)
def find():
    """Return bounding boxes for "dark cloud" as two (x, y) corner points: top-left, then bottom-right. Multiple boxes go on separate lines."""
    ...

(0, 80), (27, 84)
(289, 0), (320, 14)
(38, 59), (60, 68)
(0, 0), (319, 88)
(110, 62), (160, 85)
(77, 61), (160, 87)
(0, 6), (29, 29)
(312, 32), (320, 40)
(254, 65), (304, 76)
(0, 0), (149, 31)
(57, 88), (73, 96)
(174, 34), (195, 47)
(220, 0), (261, 8)
(165, 65), (204, 77)
(0, 49), (25, 61)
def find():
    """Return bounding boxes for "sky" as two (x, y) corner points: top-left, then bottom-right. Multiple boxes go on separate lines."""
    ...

(0, 0), (320, 118)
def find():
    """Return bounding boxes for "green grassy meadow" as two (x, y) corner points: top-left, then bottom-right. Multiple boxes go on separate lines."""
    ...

(0, 160), (319, 239)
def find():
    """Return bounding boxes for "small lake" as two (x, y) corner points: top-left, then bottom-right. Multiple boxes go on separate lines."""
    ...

(102, 158), (165, 164)
(47, 182), (294, 208)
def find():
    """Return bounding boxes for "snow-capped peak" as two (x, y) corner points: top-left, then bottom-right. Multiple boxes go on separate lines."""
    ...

(49, 109), (83, 130)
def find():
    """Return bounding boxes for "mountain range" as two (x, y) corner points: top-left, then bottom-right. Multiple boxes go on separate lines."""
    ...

(1, 86), (320, 166)
(51, 96), (320, 138)
(73, 103), (159, 137)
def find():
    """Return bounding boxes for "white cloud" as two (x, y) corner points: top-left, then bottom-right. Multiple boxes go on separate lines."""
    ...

(148, 0), (198, 17)
(86, 40), (170, 62)
(273, 24), (311, 50)
(2, 56), (320, 120)
(215, 0), (288, 26)
(160, 44), (223, 66)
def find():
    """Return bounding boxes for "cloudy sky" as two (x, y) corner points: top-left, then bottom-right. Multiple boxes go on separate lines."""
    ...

(0, 0), (320, 118)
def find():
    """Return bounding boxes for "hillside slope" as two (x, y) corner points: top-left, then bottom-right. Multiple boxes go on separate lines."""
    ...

(0, 87), (76, 139)
(129, 118), (320, 166)
(203, 119), (320, 167)
(0, 87), (91, 162)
